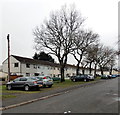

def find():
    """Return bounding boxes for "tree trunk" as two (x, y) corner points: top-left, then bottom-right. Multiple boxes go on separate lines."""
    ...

(60, 67), (65, 82)
(82, 68), (85, 74)
(89, 62), (92, 74)
(100, 66), (104, 75)
(109, 66), (112, 75)
(94, 63), (97, 77)
(76, 62), (80, 75)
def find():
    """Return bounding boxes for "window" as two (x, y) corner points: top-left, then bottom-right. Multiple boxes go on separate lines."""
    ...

(14, 78), (20, 81)
(33, 64), (37, 69)
(20, 78), (27, 81)
(34, 73), (39, 76)
(26, 64), (30, 68)
(14, 63), (19, 67)
(26, 73), (30, 76)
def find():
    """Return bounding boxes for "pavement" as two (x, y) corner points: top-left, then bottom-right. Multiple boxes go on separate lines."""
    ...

(2, 79), (105, 109)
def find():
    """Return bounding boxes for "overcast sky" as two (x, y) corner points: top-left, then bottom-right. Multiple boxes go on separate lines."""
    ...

(1, 0), (118, 65)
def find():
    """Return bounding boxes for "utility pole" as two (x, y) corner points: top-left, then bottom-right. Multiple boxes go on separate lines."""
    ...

(7, 34), (10, 82)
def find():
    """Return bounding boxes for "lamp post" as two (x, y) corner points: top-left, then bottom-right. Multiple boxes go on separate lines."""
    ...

(7, 34), (10, 82)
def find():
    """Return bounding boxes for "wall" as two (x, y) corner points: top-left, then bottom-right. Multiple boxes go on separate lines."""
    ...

(2, 56), (21, 75)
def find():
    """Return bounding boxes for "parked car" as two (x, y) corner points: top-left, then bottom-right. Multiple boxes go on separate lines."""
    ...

(36, 75), (53, 88)
(71, 74), (90, 82)
(111, 74), (117, 78)
(70, 76), (76, 81)
(95, 74), (101, 77)
(117, 74), (120, 77)
(87, 74), (94, 81)
(52, 77), (61, 81)
(6, 77), (43, 91)
(107, 75), (112, 79)
(101, 75), (109, 79)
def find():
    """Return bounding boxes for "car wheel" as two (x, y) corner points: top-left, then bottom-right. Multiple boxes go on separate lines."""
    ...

(84, 79), (87, 82)
(36, 87), (40, 91)
(24, 85), (29, 91)
(7, 85), (12, 90)
(43, 84), (46, 88)
(73, 79), (76, 82)
(48, 85), (52, 88)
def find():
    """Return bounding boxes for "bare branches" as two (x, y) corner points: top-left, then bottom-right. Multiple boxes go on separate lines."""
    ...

(33, 4), (117, 78)
(71, 30), (99, 75)
(33, 5), (85, 81)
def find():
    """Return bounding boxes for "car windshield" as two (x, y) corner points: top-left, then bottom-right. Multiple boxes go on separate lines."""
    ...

(36, 77), (43, 81)
(14, 78), (20, 81)
(29, 77), (38, 80)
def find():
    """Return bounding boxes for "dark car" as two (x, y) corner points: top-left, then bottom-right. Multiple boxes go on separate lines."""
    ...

(117, 74), (120, 77)
(111, 74), (117, 78)
(71, 74), (90, 82)
(101, 75), (108, 79)
(70, 76), (76, 81)
(6, 77), (43, 91)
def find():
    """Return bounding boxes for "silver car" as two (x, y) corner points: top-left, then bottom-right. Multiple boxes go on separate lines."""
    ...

(88, 74), (95, 81)
(36, 75), (53, 88)
(6, 77), (43, 91)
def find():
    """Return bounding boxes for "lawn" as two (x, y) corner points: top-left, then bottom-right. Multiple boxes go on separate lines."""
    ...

(1, 79), (99, 100)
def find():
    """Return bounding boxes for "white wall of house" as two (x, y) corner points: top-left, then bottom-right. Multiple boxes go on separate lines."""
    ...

(65, 67), (76, 77)
(3, 55), (118, 78)
(19, 63), (54, 77)
(2, 56), (21, 75)
(112, 70), (118, 74)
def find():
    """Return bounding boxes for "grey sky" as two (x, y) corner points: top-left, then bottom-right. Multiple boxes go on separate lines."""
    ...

(1, 0), (118, 65)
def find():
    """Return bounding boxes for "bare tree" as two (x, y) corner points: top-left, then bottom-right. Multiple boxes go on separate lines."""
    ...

(97, 46), (116, 75)
(71, 30), (99, 75)
(107, 58), (116, 75)
(81, 59), (89, 74)
(33, 6), (85, 82)
(85, 43), (99, 75)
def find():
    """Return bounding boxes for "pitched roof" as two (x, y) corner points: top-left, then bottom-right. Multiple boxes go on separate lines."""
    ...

(11, 55), (59, 67)
(12, 55), (93, 69)
(12, 55), (81, 68)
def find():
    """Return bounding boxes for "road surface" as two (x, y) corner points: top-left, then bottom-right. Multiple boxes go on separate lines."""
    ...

(3, 78), (119, 114)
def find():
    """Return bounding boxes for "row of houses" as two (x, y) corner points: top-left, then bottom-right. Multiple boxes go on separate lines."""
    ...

(1, 55), (119, 79)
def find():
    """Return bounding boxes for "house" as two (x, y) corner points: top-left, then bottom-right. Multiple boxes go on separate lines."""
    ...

(2, 55), (80, 78)
(3, 55), (118, 79)
(3, 55), (107, 79)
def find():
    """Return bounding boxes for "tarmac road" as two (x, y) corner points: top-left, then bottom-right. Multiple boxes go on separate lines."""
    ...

(3, 78), (119, 114)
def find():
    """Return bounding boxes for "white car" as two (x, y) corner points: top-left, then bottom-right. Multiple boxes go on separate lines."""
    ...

(36, 75), (53, 88)
(88, 74), (95, 81)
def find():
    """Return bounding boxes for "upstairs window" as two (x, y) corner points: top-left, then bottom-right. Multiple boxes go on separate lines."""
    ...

(14, 63), (19, 67)
(33, 64), (37, 69)
(26, 64), (30, 68)
(26, 73), (30, 76)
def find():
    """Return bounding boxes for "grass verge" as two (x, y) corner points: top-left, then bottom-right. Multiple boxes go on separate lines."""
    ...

(1, 78), (99, 100)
